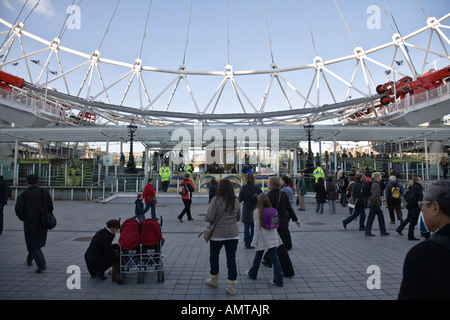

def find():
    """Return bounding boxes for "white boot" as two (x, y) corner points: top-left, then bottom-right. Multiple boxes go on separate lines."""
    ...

(205, 273), (219, 288)
(226, 279), (237, 296)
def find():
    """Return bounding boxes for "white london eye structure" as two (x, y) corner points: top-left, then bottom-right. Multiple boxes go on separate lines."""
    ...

(0, 0), (449, 128)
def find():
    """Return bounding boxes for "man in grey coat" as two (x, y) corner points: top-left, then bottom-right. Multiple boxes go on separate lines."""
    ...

(15, 174), (54, 273)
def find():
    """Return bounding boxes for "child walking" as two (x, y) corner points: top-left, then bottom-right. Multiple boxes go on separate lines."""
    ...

(245, 193), (283, 287)
(131, 193), (145, 222)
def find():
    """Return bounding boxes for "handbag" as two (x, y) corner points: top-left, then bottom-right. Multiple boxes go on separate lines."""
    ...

(151, 197), (157, 205)
(199, 209), (227, 243)
(41, 189), (57, 230)
(348, 197), (358, 209)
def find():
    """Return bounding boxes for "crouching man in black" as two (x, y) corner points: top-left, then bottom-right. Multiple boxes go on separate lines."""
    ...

(85, 219), (120, 280)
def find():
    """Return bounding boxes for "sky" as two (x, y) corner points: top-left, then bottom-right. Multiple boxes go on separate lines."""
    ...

(1, 0), (449, 116)
(1, 0), (449, 154)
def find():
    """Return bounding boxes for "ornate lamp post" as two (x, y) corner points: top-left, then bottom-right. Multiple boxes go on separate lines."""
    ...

(304, 119), (315, 171)
(125, 118), (138, 174)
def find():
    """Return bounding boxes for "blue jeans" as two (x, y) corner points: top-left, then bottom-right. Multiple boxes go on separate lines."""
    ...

(343, 206), (366, 230)
(248, 247), (283, 286)
(243, 223), (254, 248)
(315, 202), (324, 214)
(209, 239), (238, 280)
(143, 203), (156, 219)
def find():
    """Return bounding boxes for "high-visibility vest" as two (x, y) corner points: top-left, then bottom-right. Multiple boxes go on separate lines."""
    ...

(313, 167), (324, 182)
(159, 166), (171, 181)
(185, 165), (193, 175)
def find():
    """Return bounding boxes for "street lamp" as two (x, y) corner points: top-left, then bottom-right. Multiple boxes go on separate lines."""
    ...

(304, 119), (314, 171)
(125, 118), (138, 174)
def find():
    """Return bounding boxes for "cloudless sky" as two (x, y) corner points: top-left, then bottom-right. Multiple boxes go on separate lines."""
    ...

(1, 0), (449, 115)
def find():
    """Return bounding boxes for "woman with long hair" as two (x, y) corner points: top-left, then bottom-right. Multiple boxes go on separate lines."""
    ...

(245, 193), (283, 286)
(204, 179), (241, 296)
(262, 176), (300, 278)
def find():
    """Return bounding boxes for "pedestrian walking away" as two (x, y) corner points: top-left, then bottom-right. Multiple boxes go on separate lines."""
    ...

(15, 174), (54, 273)
(262, 177), (300, 278)
(396, 177), (423, 240)
(142, 178), (157, 220)
(238, 174), (262, 249)
(204, 179), (241, 296)
(326, 176), (337, 214)
(385, 175), (404, 224)
(314, 177), (327, 214)
(296, 173), (307, 211)
(178, 174), (195, 222)
(398, 180), (450, 300)
(246, 193), (284, 287)
(365, 172), (390, 237)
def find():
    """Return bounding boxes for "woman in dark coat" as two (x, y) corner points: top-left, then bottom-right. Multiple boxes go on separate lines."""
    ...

(314, 177), (327, 214)
(15, 174), (53, 273)
(85, 219), (120, 280)
(262, 177), (300, 277)
(238, 174), (262, 248)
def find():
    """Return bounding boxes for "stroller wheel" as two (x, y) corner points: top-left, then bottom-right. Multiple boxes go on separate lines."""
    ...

(157, 270), (165, 282)
(117, 273), (125, 285)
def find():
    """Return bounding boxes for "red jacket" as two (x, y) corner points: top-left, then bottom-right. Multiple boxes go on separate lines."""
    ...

(181, 178), (195, 200)
(142, 183), (155, 204)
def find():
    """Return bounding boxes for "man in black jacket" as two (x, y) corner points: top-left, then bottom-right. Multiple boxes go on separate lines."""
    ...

(85, 219), (120, 280)
(15, 174), (54, 273)
(342, 173), (365, 230)
(397, 177), (423, 240)
(398, 180), (450, 299)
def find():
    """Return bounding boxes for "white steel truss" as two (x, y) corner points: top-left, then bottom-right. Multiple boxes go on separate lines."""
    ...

(0, 11), (449, 127)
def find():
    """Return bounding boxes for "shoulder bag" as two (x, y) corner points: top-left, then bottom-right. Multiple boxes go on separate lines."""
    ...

(41, 189), (57, 230)
(199, 208), (228, 243)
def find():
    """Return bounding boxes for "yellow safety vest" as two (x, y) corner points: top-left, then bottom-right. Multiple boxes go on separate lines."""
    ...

(185, 165), (193, 175)
(159, 166), (171, 181)
(313, 167), (324, 182)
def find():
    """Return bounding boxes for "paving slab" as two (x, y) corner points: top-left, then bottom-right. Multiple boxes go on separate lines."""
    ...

(0, 194), (420, 302)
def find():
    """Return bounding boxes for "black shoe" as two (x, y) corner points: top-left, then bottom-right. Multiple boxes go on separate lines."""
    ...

(342, 221), (347, 230)
(261, 261), (272, 268)
(408, 237), (420, 241)
(365, 233), (375, 237)
(35, 266), (47, 273)
(95, 272), (107, 280)
(380, 232), (390, 236)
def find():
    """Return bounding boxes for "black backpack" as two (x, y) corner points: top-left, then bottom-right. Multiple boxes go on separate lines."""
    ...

(178, 183), (188, 196)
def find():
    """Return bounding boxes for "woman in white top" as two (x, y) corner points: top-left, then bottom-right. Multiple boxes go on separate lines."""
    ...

(245, 193), (283, 287)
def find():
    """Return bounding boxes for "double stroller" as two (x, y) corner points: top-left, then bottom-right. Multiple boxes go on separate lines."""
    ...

(114, 217), (164, 284)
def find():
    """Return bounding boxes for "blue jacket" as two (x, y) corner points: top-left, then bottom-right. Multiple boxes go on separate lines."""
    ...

(135, 199), (144, 215)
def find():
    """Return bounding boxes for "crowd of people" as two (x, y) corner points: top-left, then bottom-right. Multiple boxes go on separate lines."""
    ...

(4, 166), (450, 299)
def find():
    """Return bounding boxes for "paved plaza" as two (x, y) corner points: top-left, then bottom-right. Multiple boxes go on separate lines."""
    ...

(0, 194), (420, 301)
